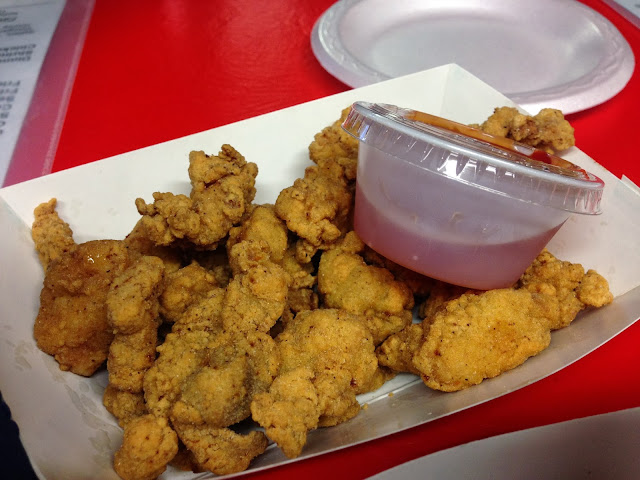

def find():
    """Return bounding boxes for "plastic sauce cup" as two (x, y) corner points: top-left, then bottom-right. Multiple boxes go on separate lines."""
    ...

(342, 102), (604, 290)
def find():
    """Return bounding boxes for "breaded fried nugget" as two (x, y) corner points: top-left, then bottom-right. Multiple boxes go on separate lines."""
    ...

(363, 247), (436, 298)
(376, 323), (423, 375)
(169, 331), (280, 428)
(103, 384), (147, 428)
(228, 205), (318, 325)
(418, 281), (472, 320)
(106, 256), (165, 393)
(159, 261), (219, 323)
(317, 232), (414, 345)
(33, 240), (131, 376)
(222, 240), (290, 334)
(519, 249), (613, 330)
(412, 289), (551, 392)
(250, 367), (319, 458)
(113, 414), (178, 480)
(135, 145), (258, 250)
(145, 326), (277, 475)
(31, 198), (76, 272)
(308, 107), (359, 181)
(171, 423), (268, 476)
(275, 161), (353, 262)
(123, 218), (182, 273)
(476, 106), (575, 153)
(227, 204), (289, 264)
(252, 309), (382, 457)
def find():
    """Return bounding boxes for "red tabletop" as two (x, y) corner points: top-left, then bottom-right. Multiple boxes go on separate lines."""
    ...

(36, 0), (640, 478)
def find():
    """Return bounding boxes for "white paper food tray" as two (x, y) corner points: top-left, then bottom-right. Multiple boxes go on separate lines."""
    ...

(1, 64), (639, 479)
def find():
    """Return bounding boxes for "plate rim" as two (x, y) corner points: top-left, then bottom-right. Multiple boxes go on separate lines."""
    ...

(311, 0), (635, 114)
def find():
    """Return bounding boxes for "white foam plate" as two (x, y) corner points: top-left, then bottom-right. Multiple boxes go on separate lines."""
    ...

(311, 0), (635, 114)
(368, 407), (640, 480)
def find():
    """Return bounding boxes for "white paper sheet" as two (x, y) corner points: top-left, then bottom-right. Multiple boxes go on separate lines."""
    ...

(0, 0), (65, 185)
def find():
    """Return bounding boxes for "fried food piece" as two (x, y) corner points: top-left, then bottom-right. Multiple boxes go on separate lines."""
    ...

(123, 218), (182, 273)
(172, 423), (268, 476)
(227, 204), (289, 265)
(518, 249), (613, 330)
(106, 256), (165, 393)
(275, 162), (353, 262)
(376, 323), (423, 375)
(308, 107), (359, 181)
(317, 232), (414, 345)
(113, 414), (178, 480)
(475, 106), (575, 153)
(280, 245), (318, 322)
(412, 289), (551, 392)
(418, 281), (471, 320)
(31, 198), (76, 272)
(222, 240), (290, 334)
(363, 247), (436, 298)
(169, 331), (280, 428)
(251, 367), (319, 458)
(252, 309), (382, 457)
(135, 145), (258, 250)
(103, 384), (147, 427)
(577, 269), (615, 307)
(33, 240), (131, 376)
(159, 261), (219, 323)
(147, 325), (277, 475)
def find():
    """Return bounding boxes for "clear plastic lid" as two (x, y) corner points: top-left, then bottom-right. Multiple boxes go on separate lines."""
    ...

(342, 102), (605, 214)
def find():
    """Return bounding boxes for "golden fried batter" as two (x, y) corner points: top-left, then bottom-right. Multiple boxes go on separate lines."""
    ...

(172, 423), (268, 476)
(227, 204), (289, 265)
(308, 106), (359, 181)
(519, 249), (613, 330)
(476, 106), (575, 153)
(103, 384), (147, 427)
(275, 162), (353, 262)
(159, 261), (219, 323)
(31, 198), (76, 272)
(135, 145), (258, 250)
(222, 240), (290, 334)
(376, 323), (423, 375)
(113, 414), (178, 480)
(317, 232), (414, 345)
(33, 240), (131, 376)
(252, 309), (382, 457)
(412, 289), (551, 392)
(106, 256), (165, 393)
(251, 367), (319, 458)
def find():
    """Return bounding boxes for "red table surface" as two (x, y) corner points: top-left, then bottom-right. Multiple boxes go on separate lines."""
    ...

(48, 0), (640, 478)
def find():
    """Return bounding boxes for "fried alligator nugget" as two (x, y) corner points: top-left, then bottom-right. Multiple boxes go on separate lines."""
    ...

(251, 309), (383, 458)
(412, 289), (551, 392)
(275, 161), (353, 262)
(379, 249), (614, 392)
(171, 423), (268, 476)
(113, 414), (178, 480)
(135, 145), (258, 250)
(159, 261), (219, 323)
(227, 204), (289, 264)
(317, 232), (414, 345)
(308, 107), (359, 181)
(475, 106), (575, 153)
(223, 239), (290, 334)
(33, 239), (131, 376)
(105, 256), (165, 394)
(519, 249), (613, 330)
(31, 198), (76, 272)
